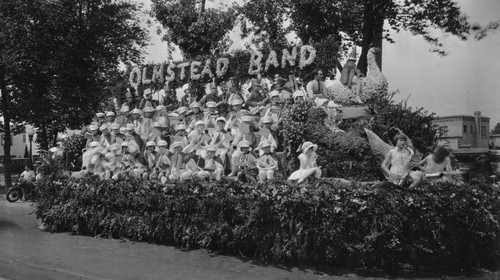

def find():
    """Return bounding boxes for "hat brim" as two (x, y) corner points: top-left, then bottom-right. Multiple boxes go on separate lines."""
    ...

(303, 144), (318, 153)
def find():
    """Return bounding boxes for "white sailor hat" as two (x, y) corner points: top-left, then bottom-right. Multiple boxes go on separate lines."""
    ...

(169, 141), (182, 149)
(89, 141), (100, 148)
(157, 140), (169, 147)
(96, 112), (105, 118)
(231, 99), (243, 106)
(142, 106), (155, 114)
(177, 107), (189, 114)
(182, 144), (195, 154)
(190, 102), (201, 108)
(270, 91), (280, 98)
(175, 124), (187, 131)
(206, 101), (217, 108)
(131, 108), (142, 115)
(216, 117), (226, 123)
(241, 115), (253, 122)
(156, 105), (166, 111)
(293, 91), (305, 99)
(206, 145), (217, 152)
(239, 140), (250, 148)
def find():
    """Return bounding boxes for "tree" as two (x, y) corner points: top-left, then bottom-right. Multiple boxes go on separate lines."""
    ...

(1, 0), (147, 186)
(151, 0), (237, 59)
(7, 0), (147, 149)
(239, 0), (291, 49)
(362, 92), (440, 154)
(0, 0), (35, 187)
(238, 0), (499, 75)
(492, 123), (500, 135)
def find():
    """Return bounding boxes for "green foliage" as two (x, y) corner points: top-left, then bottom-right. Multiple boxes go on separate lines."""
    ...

(238, 0), (290, 49)
(362, 92), (439, 154)
(36, 151), (67, 182)
(1, 0), (147, 149)
(61, 132), (87, 171)
(33, 177), (500, 272)
(282, 102), (381, 181)
(152, 0), (237, 58)
(492, 123), (500, 135)
(238, 0), (498, 74)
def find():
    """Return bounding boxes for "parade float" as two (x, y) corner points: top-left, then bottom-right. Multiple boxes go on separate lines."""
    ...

(30, 44), (500, 274)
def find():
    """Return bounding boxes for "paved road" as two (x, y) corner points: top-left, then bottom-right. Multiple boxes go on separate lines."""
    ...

(1, 197), (498, 280)
(0, 196), (340, 280)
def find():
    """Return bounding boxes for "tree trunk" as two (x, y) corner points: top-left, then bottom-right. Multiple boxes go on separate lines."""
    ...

(0, 65), (13, 187)
(358, 0), (385, 76)
(39, 122), (49, 151)
(198, 0), (206, 18)
(52, 130), (58, 148)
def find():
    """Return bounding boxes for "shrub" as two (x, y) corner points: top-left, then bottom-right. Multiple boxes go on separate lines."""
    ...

(61, 131), (87, 171)
(282, 102), (382, 181)
(33, 177), (500, 273)
(364, 92), (439, 154)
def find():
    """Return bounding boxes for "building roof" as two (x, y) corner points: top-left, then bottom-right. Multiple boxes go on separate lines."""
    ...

(434, 115), (490, 121)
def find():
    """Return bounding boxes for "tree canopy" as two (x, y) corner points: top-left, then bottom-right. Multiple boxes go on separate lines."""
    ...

(238, 0), (499, 74)
(492, 123), (500, 135)
(151, 0), (237, 59)
(1, 0), (147, 149)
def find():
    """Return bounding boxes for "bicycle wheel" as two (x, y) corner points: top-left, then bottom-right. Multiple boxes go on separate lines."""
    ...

(6, 187), (22, 203)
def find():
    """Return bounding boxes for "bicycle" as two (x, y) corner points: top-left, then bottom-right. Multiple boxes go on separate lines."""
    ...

(6, 180), (36, 203)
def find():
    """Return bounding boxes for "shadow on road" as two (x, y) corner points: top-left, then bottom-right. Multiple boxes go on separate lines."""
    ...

(0, 219), (21, 229)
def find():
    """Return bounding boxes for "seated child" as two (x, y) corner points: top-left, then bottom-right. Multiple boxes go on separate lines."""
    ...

(229, 115), (257, 176)
(122, 144), (146, 178)
(381, 134), (415, 185)
(142, 141), (158, 181)
(410, 145), (453, 188)
(288, 141), (322, 184)
(185, 120), (209, 158)
(236, 140), (258, 183)
(168, 141), (185, 182)
(20, 164), (36, 182)
(197, 145), (224, 181)
(154, 140), (171, 183)
(180, 147), (205, 181)
(173, 124), (189, 147)
(255, 116), (278, 156)
(210, 117), (231, 166)
(257, 140), (278, 183)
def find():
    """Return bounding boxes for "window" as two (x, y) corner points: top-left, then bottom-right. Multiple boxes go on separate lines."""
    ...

(470, 125), (474, 133)
(481, 126), (486, 137)
(23, 135), (26, 143)
(463, 125), (467, 133)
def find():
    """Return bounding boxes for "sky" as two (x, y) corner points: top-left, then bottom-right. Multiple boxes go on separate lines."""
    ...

(139, 0), (500, 127)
